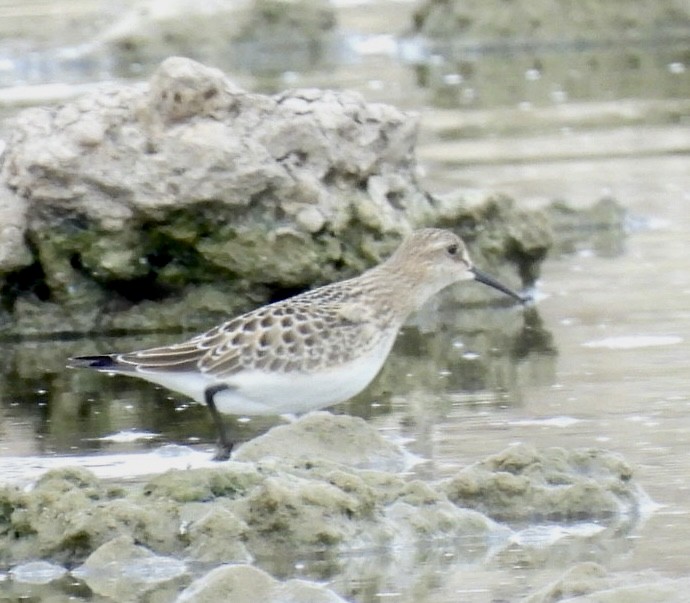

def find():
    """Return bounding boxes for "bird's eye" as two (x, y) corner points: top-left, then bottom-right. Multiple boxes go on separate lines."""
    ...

(446, 244), (459, 256)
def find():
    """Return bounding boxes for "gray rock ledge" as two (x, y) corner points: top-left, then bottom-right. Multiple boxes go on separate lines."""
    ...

(0, 56), (549, 337)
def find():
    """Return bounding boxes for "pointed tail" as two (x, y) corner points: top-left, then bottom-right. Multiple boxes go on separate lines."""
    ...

(67, 355), (119, 370)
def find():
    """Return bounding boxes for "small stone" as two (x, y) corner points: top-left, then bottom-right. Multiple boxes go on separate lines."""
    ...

(71, 115), (106, 146)
(10, 560), (67, 585)
(296, 206), (326, 232)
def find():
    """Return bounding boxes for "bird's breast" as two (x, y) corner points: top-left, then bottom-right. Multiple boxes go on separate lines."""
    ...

(212, 333), (398, 416)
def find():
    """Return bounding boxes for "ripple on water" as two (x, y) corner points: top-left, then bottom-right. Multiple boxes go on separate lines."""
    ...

(582, 335), (683, 349)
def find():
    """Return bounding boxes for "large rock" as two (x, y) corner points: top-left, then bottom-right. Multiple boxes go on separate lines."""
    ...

(0, 57), (549, 337)
(0, 57), (421, 335)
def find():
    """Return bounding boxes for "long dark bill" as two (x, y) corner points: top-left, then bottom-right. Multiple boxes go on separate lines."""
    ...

(470, 267), (529, 304)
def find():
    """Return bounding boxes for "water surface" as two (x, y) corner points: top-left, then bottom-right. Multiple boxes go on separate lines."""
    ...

(0, 1), (689, 600)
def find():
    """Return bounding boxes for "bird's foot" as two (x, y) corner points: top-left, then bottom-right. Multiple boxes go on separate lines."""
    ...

(211, 440), (233, 462)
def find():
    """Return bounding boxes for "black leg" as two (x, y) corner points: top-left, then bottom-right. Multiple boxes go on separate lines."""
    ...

(204, 384), (233, 461)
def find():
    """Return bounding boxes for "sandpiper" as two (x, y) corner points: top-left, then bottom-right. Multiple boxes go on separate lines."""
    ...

(69, 228), (527, 460)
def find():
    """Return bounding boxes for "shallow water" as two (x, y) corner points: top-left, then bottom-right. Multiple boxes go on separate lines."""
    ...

(1, 1), (690, 601)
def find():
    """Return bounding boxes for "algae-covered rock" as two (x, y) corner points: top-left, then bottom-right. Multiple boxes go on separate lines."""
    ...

(0, 466), (182, 566)
(143, 463), (263, 502)
(183, 506), (253, 564)
(0, 56), (549, 337)
(240, 472), (388, 554)
(546, 197), (628, 256)
(234, 412), (409, 472)
(0, 441), (650, 597)
(442, 444), (638, 522)
(0, 467), (116, 565)
(435, 193), (551, 295)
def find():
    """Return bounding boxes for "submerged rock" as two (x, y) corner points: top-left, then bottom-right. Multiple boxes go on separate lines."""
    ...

(546, 197), (628, 257)
(9, 560), (67, 585)
(239, 472), (389, 555)
(385, 496), (510, 548)
(412, 0), (690, 42)
(142, 462), (263, 503)
(72, 535), (188, 600)
(408, 0), (690, 110)
(176, 564), (348, 603)
(522, 562), (690, 603)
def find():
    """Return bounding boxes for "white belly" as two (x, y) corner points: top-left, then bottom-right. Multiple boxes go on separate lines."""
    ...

(128, 335), (396, 416)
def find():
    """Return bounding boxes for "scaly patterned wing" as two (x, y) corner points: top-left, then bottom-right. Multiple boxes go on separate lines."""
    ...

(114, 324), (231, 372)
(198, 289), (385, 377)
(116, 282), (388, 378)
